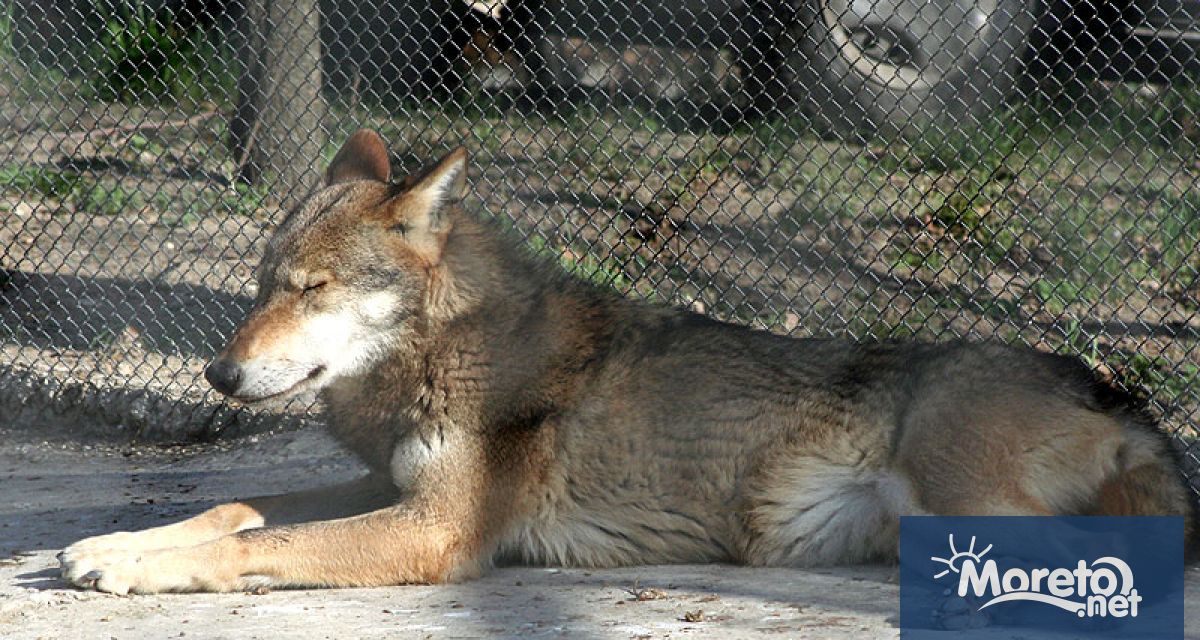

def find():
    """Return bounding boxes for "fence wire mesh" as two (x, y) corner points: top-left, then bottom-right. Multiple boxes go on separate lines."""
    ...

(0, 0), (1198, 485)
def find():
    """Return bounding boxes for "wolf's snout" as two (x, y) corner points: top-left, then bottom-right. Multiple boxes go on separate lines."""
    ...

(205, 359), (243, 396)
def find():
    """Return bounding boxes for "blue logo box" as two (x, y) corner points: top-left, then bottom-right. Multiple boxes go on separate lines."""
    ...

(899, 516), (1183, 639)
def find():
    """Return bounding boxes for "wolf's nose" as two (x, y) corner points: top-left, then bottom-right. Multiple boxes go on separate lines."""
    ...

(204, 359), (243, 396)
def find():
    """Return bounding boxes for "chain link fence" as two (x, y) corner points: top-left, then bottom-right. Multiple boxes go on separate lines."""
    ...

(1, 0), (1198, 484)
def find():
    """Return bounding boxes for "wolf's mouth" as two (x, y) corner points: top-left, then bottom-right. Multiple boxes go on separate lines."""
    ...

(232, 365), (327, 406)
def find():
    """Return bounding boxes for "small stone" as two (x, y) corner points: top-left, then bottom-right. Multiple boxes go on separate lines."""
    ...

(938, 596), (970, 615)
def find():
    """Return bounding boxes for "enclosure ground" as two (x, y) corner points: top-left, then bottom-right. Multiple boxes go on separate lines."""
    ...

(0, 421), (906, 639)
(1, 420), (1199, 639)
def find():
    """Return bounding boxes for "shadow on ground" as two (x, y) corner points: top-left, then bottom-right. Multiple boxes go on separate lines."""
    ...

(1, 271), (250, 358)
(0, 425), (904, 639)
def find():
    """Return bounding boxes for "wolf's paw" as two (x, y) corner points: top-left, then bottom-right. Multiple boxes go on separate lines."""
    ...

(59, 546), (149, 595)
(933, 593), (991, 630)
(60, 542), (230, 594)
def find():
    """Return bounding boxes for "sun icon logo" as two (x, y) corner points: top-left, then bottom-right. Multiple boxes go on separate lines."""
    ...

(931, 534), (993, 580)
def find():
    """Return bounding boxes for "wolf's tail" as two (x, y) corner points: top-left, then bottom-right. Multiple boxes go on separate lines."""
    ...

(1042, 350), (1200, 559)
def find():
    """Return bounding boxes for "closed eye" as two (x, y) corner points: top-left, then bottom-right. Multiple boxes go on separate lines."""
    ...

(303, 280), (328, 294)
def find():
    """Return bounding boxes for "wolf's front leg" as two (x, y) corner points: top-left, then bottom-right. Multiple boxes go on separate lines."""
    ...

(59, 474), (397, 582)
(60, 504), (480, 594)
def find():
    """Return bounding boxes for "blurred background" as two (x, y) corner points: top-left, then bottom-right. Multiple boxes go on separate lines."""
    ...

(0, 0), (1197, 489)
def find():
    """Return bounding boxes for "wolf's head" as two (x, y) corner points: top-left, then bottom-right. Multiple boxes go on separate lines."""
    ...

(205, 130), (467, 405)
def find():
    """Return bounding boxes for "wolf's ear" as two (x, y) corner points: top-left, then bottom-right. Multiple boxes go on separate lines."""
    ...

(326, 129), (391, 185)
(408, 147), (468, 210)
(384, 148), (468, 261)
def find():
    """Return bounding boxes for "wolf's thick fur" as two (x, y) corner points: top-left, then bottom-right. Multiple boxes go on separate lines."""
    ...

(60, 131), (1194, 593)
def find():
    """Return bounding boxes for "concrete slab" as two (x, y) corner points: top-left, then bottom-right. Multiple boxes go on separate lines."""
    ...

(0, 422), (1196, 639)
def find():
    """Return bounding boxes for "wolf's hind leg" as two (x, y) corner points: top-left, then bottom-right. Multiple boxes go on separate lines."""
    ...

(1088, 429), (1192, 519)
(60, 473), (397, 562)
(1088, 452), (1194, 546)
(1092, 462), (1189, 515)
(742, 451), (919, 567)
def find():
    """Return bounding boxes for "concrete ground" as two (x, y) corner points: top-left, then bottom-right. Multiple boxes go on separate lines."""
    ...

(1, 421), (1197, 639)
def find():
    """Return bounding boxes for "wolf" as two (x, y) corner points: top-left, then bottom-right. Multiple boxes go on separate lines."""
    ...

(59, 130), (1194, 594)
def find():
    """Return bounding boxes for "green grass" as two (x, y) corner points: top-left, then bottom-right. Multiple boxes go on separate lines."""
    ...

(1, 161), (269, 221)
(1118, 353), (1200, 407)
(0, 165), (143, 216)
(86, 327), (120, 351)
(1049, 319), (1200, 410)
(0, 1), (13, 65)
(73, 182), (144, 216)
(1031, 278), (1092, 316)
(817, 80), (1200, 318)
(0, 165), (86, 201)
(161, 182), (268, 225)
(204, 182), (268, 217)
(90, 1), (238, 104)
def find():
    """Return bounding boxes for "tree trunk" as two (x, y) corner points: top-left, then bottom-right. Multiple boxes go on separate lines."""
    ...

(230, 0), (328, 211)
